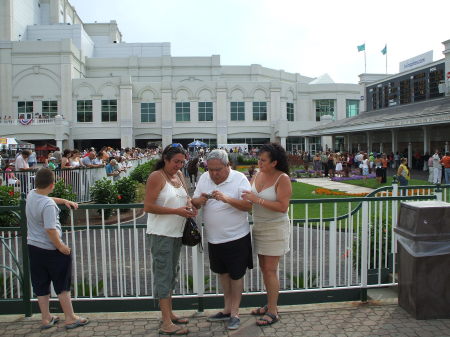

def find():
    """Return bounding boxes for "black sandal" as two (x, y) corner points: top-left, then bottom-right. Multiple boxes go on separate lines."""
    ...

(256, 312), (280, 326)
(251, 304), (268, 316)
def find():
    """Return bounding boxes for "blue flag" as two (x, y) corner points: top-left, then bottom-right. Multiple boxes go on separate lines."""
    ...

(381, 44), (387, 55)
(357, 43), (365, 52)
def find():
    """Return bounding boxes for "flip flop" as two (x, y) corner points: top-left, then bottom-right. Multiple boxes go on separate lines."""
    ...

(251, 305), (268, 316)
(159, 326), (189, 335)
(256, 312), (280, 326)
(65, 317), (90, 330)
(172, 317), (189, 324)
(40, 316), (60, 330)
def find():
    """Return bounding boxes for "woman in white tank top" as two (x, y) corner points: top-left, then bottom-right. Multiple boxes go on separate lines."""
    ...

(144, 144), (197, 335)
(242, 143), (292, 327)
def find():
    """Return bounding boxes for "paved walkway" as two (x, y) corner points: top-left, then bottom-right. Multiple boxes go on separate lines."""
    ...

(1, 297), (450, 336)
(296, 177), (375, 194)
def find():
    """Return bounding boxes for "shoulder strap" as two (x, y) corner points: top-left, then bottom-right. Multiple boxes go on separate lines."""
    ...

(274, 173), (287, 186)
(177, 170), (189, 195)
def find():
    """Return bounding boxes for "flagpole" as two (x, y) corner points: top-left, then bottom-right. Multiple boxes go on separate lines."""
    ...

(385, 50), (388, 74)
(364, 47), (367, 73)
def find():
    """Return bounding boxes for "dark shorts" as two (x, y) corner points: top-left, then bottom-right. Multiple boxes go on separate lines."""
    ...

(208, 233), (253, 280)
(28, 244), (72, 296)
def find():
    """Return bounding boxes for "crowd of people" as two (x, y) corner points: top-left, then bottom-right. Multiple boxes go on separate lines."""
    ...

(292, 149), (450, 186)
(0, 146), (160, 187)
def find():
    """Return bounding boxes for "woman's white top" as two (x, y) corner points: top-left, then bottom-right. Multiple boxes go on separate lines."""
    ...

(362, 159), (369, 169)
(70, 159), (80, 167)
(146, 173), (188, 237)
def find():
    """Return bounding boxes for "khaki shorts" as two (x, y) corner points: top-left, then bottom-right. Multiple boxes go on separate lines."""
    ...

(149, 234), (182, 299)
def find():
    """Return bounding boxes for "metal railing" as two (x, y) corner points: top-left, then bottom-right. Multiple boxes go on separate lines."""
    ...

(0, 157), (151, 202)
(1, 182), (448, 315)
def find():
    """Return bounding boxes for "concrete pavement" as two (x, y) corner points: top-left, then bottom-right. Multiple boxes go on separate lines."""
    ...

(1, 296), (450, 336)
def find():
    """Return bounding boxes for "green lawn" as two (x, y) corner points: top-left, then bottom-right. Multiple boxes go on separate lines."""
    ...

(336, 177), (432, 189)
(290, 182), (361, 222)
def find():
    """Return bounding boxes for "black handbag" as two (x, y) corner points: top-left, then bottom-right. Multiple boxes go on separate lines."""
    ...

(177, 171), (202, 248)
(182, 217), (202, 247)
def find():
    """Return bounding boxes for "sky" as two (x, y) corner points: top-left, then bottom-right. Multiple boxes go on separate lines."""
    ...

(69, 0), (450, 84)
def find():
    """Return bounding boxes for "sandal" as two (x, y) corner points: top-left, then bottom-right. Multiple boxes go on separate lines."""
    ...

(159, 326), (189, 335)
(40, 316), (60, 330)
(256, 312), (280, 326)
(171, 317), (189, 324)
(251, 304), (268, 316)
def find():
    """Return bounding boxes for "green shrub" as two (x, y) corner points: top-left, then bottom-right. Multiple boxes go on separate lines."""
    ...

(49, 179), (77, 224)
(129, 159), (157, 184)
(236, 155), (258, 165)
(90, 178), (118, 218)
(115, 176), (138, 204)
(0, 186), (20, 227)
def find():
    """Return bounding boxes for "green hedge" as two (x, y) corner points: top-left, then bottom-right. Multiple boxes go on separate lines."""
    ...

(129, 159), (157, 184)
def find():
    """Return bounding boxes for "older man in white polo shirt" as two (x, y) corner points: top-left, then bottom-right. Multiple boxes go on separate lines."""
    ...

(191, 149), (252, 331)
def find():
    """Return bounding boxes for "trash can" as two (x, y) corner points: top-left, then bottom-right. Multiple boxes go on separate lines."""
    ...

(395, 200), (450, 319)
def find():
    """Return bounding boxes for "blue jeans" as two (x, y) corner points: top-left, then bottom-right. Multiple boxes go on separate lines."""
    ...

(445, 167), (450, 185)
(398, 175), (409, 186)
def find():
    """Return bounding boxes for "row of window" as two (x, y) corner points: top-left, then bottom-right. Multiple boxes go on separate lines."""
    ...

(17, 99), (360, 122)
(18, 100), (58, 118)
(366, 64), (445, 111)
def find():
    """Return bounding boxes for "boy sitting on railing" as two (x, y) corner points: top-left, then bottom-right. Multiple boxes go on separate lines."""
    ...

(26, 168), (89, 330)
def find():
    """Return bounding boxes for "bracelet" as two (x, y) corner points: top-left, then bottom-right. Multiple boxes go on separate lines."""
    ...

(259, 198), (264, 206)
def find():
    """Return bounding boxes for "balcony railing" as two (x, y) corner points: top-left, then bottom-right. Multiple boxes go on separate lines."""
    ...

(0, 118), (57, 125)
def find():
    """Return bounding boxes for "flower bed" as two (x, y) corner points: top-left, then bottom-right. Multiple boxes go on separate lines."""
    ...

(314, 187), (368, 197)
(331, 173), (376, 182)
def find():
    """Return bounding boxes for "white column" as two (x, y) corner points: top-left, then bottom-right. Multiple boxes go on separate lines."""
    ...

(304, 137), (310, 154)
(60, 40), (73, 121)
(380, 142), (384, 154)
(216, 85), (228, 145)
(408, 142), (412, 168)
(56, 140), (63, 149)
(391, 129), (398, 154)
(366, 131), (372, 153)
(280, 137), (286, 149)
(346, 134), (351, 153)
(0, 58), (12, 118)
(161, 82), (173, 148)
(357, 143), (361, 152)
(92, 96), (102, 124)
(423, 126), (430, 155)
(445, 142), (449, 153)
(119, 76), (133, 148)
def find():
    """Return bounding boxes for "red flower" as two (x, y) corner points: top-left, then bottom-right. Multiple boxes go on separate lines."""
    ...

(117, 195), (122, 200)
(8, 191), (14, 197)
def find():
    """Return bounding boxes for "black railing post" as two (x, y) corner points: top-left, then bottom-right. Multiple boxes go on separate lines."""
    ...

(19, 198), (32, 317)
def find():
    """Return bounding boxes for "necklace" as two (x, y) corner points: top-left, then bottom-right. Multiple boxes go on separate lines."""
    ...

(257, 172), (277, 192)
(162, 169), (182, 188)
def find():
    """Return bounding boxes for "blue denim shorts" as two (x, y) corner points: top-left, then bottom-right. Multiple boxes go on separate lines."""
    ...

(149, 234), (182, 299)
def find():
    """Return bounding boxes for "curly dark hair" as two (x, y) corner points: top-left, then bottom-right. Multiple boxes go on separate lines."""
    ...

(154, 144), (187, 171)
(259, 142), (289, 174)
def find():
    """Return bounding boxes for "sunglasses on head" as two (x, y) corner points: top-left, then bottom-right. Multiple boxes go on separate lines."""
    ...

(170, 143), (182, 148)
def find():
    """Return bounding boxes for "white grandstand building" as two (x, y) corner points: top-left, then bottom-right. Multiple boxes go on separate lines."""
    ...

(0, 0), (365, 152)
